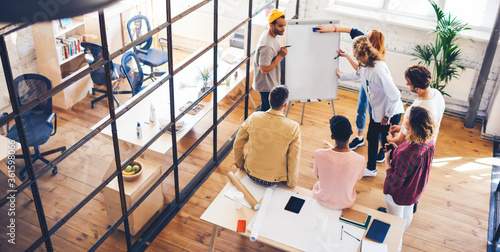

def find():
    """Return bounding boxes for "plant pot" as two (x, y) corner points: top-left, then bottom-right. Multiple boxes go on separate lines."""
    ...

(199, 86), (212, 102)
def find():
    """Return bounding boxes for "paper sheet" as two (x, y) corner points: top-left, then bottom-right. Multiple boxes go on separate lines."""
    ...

(224, 175), (276, 209)
(248, 187), (364, 252)
(361, 239), (388, 252)
(249, 188), (273, 241)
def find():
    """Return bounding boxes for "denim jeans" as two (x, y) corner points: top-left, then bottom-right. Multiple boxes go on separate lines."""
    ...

(366, 113), (402, 170)
(356, 86), (369, 132)
(259, 92), (270, 111)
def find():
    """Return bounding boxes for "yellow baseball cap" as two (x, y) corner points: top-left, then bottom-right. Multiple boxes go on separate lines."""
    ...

(268, 9), (285, 24)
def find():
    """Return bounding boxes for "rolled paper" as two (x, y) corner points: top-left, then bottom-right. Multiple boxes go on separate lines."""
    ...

(249, 188), (273, 242)
(227, 171), (260, 210)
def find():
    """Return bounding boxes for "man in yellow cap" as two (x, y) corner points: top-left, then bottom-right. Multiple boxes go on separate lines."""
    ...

(253, 9), (288, 111)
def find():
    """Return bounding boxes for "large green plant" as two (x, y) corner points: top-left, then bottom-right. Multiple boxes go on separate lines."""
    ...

(411, 0), (470, 97)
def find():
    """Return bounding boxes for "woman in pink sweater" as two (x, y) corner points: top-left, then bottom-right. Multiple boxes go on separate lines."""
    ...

(313, 115), (366, 209)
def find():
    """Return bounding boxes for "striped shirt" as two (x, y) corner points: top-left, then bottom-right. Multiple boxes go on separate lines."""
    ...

(383, 140), (435, 205)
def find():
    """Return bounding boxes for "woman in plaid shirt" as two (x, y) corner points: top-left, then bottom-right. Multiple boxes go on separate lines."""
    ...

(383, 106), (435, 231)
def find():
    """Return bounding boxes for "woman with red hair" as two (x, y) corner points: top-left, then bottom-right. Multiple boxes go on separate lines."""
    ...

(316, 26), (392, 163)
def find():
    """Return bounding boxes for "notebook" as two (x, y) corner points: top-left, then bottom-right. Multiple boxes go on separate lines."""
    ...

(365, 219), (391, 243)
(339, 208), (371, 229)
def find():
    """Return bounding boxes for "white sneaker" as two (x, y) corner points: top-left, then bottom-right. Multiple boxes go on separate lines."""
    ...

(363, 167), (377, 177)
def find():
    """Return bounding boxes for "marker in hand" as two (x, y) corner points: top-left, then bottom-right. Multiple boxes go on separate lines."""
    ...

(284, 45), (292, 48)
(334, 50), (345, 59)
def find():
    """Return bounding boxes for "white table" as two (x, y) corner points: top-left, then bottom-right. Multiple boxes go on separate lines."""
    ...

(91, 47), (246, 154)
(201, 171), (406, 252)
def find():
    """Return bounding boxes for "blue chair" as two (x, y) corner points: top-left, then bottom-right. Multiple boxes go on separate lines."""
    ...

(121, 51), (146, 96)
(4, 74), (66, 181)
(81, 42), (130, 109)
(127, 15), (168, 81)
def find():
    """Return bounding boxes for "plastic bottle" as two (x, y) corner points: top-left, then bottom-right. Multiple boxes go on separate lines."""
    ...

(149, 102), (156, 124)
(136, 122), (142, 138)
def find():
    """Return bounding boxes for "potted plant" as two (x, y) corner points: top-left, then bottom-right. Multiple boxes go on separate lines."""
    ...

(196, 66), (213, 102)
(410, 0), (471, 97)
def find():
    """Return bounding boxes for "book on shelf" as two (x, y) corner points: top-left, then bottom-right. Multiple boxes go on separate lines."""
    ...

(61, 39), (73, 57)
(55, 34), (84, 62)
(59, 18), (72, 28)
(339, 208), (371, 229)
(72, 34), (85, 52)
(55, 42), (65, 63)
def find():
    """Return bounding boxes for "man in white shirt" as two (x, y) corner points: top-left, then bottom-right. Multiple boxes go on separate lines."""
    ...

(387, 65), (445, 145)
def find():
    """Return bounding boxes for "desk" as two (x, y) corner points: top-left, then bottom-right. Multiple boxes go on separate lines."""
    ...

(201, 171), (406, 252)
(91, 47), (246, 154)
(0, 135), (32, 200)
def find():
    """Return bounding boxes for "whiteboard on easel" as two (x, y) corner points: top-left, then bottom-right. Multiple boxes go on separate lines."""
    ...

(285, 19), (340, 101)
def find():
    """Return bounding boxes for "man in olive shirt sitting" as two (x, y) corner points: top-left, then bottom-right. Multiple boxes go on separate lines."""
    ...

(234, 85), (301, 188)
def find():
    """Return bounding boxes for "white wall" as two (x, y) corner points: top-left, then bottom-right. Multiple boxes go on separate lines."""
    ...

(486, 84), (500, 137)
(0, 26), (38, 112)
(301, 0), (500, 118)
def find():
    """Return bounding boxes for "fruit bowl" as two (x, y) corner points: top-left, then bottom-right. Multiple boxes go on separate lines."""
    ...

(122, 160), (143, 182)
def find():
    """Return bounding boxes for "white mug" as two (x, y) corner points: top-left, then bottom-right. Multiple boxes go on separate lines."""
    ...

(234, 191), (244, 209)
(316, 213), (328, 233)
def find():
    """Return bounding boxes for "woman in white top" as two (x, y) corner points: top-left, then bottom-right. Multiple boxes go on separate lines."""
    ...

(337, 36), (404, 177)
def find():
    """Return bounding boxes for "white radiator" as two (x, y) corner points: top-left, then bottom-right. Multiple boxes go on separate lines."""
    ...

(443, 66), (476, 102)
(339, 48), (476, 102)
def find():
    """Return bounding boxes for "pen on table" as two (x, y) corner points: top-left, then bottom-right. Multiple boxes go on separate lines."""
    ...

(341, 225), (343, 240)
(343, 230), (360, 242)
(143, 121), (150, 125)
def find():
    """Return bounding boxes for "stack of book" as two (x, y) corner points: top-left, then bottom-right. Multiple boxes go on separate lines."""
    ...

(55, 34), (85, 63)
(339, 208), (371, 229)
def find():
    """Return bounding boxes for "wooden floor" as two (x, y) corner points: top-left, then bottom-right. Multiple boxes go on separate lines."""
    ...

(0, 49), (494, 252)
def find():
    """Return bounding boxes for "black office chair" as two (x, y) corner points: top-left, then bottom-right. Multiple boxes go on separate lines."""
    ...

(4, 74), (66, 181)
(127, 15), (168, 82)
(121, 51), (146, 96)
(81, 42), (130, 109)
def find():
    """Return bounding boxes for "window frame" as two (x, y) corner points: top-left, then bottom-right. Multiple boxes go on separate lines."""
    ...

(329, 0), (498, 33)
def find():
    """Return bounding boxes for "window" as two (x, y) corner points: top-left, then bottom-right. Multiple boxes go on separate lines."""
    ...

(331, 0), (500, 30)
(444, 0), (500, 29)
(387, 0), (435, 17)
(335, 0), (384, 9)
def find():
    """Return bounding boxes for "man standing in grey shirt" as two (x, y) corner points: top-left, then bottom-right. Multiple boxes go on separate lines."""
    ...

(253, 9), (288, 111)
